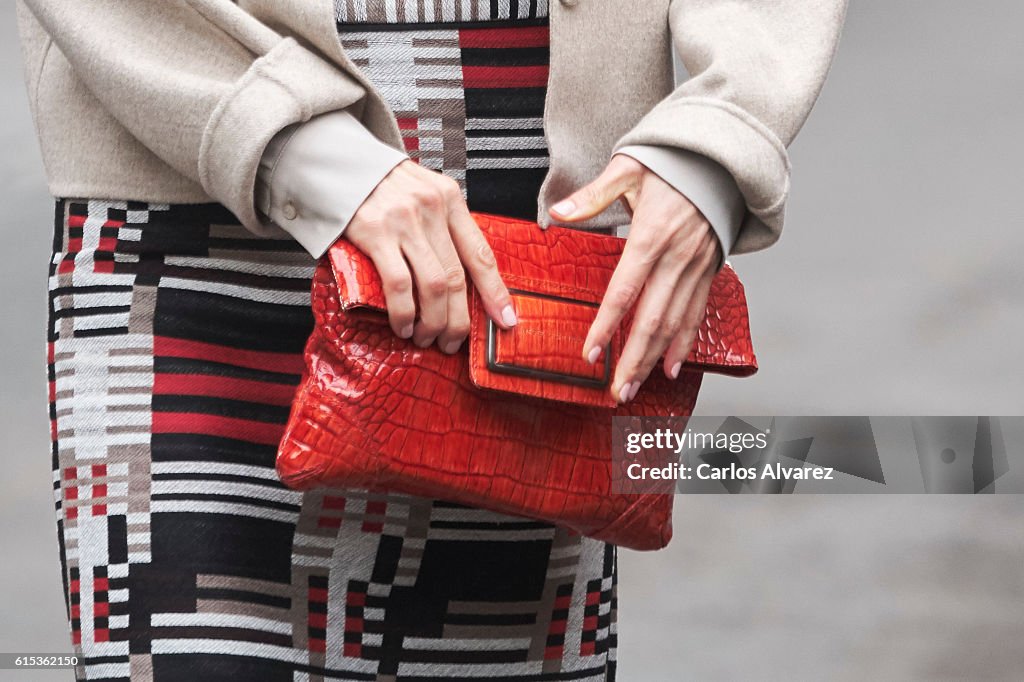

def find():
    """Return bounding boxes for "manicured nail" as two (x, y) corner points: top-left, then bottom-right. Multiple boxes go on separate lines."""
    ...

(399, 324), (414, 339)
(670, 361), (682, 379)
(552, 199), (576, 217)
(586, 346), (602, 365)
(501, 305), (518, 327)
(628, 382), (640, 401)
(415, 337), (435, 349)
(619, 383), (632, 403)
(444, 339), (463, 354)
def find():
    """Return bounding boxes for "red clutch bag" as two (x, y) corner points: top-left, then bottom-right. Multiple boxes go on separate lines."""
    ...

(276, 212), (757, 550)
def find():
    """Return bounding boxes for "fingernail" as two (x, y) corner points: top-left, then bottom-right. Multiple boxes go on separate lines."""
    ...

(619, 383), (632, 403)
(670, 361), (682, 379)
(444, 339), (463, 354)
(552, 199), (576, 217)
(399, 324), (414, 339)
(628, 382), (640, 401)
(501, 305), (518, 327)
(586, 346), (602, 365)
(415, 337), (435, 349)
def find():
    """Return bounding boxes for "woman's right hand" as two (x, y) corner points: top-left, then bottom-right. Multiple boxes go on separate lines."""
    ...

(343, 160), (518, 354)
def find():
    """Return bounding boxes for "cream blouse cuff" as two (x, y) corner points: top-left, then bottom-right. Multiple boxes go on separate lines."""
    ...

(255, 110), (409, 259)
(613, 145), (745, 266)
(255, 113), (743, 265)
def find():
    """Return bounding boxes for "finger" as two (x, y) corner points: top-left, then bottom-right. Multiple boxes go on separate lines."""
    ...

(400, 232), (449, 348)
(366, 242), (417, 340)
(581, 220), (672, 369)
(549, 155), (641, 223)
(611, 255), (689, 403)
(447, 198), (518, 330)
(421, 210), (472, 354)
(625, 235), (717, 392)
(663, 265), (717, 379)
(622, 256), (707, 398)
(439, 276), (471, 354)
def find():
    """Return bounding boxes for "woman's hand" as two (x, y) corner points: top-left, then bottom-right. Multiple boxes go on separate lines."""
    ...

(344, 160), (518, 353)
(550, 154), (722, 404)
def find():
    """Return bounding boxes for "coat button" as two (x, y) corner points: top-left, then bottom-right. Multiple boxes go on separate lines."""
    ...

(282, 201), (298, 220)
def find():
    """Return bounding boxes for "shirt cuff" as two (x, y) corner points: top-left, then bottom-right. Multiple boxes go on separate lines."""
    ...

(255, 109), (409, 258)
(613, 145), (746, 266)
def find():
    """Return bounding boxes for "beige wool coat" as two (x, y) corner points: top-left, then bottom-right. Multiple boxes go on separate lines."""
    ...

(16, 0), (847, 255)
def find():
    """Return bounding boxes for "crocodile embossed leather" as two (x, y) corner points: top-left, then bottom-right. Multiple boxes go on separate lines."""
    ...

(276, 213), (757, 551)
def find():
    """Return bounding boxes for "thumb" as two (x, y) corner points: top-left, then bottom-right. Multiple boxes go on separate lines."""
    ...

(549, 156), (638, 223)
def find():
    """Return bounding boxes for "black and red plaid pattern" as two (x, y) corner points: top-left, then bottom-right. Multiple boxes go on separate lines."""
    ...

(339, 18), (550, 222)
(581, 545), (617, 660)
(47, 199), (617, 680)
(336, 0), (549, 27)
(546, 584), (573, 660)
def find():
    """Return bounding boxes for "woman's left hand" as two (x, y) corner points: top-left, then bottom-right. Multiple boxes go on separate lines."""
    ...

(549, 154), (722, 404)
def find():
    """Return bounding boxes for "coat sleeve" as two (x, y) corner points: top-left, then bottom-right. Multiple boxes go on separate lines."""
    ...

(20, 0), (373, 235)
(613, 0), (848, 254)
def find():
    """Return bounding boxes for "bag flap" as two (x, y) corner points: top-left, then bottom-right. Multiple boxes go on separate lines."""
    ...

(324, 212), (757, 408)
(326, 241), (389, 312)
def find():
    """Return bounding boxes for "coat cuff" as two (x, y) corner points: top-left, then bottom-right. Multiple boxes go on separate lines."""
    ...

(199, 37), (376, 241)
(255, 109), (409, 258)
(614, 145), (745, 265)
(613, 99), (791, 255)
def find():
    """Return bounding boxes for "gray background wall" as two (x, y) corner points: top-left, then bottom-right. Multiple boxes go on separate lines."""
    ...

(2, 2), (1023, 680)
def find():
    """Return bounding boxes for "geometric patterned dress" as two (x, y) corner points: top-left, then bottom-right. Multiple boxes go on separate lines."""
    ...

(47, 2), (617, 679)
